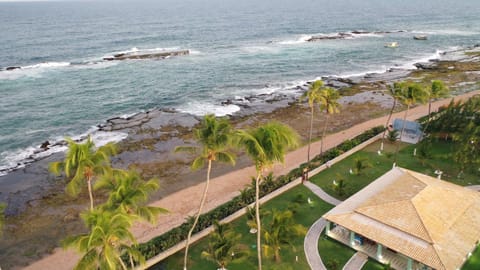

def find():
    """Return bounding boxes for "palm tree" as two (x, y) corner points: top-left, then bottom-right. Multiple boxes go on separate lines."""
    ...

(453, 122), (480, 173)
(95, 169), (168, 224)
(332, 176), (347, 197)
(319, 87), (341, 155)
(0, 203), (5, 237)
(393, 82), (429, 164)
(236, 122), (299, 270)
(353, 157), (372, 175)
(262, 209), (307, 262)
(63, 209), (145, 270)
(301, 80), (326, 164)
(49, 136), (116, 210)
(201, 221), (248, 270)
(423, 80), (449, 132)
(174, 114), (236, 270)
(380, 83), (402, 151)
(427, 80), (449, 117)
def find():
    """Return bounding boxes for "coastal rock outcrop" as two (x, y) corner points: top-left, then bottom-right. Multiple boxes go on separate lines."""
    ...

(306, 30), (406, 42)
(103, 50), (189, 61)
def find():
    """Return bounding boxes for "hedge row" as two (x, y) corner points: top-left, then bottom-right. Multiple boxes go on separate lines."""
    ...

(137, 125), (384, 260)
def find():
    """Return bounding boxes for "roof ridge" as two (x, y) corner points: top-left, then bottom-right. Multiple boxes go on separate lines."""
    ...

(356, 199), (433, 243)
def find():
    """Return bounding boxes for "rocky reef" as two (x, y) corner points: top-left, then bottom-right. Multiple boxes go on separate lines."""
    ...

(103, 50), (189, 61)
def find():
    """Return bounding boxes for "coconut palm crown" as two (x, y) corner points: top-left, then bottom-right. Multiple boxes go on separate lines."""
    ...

(62, 209), (145, 270)
(301, 80), (327, 164)
(380, 82), (403, 151)
(174, 114), (236, 270)
(319, 87), (341, 155)
(95, 169), (168, 224)
(49, 136), (116, 210)
(236, 122), (299, 270)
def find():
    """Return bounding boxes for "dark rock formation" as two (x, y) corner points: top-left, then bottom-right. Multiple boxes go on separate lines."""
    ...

(40, 141), (50, 149)
(414, 62), (437, 70)
(103, 50), (190, 61)
(6, 66), (21, 71)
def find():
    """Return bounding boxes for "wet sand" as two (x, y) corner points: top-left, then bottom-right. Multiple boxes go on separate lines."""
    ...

(1, 46), (479, 269)
(22, 89), (480, 270)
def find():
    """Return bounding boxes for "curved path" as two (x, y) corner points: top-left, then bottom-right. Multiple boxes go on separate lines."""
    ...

(304, 218), (328, 270)
(304, 179), (480, 270)
(304, 181), (342, 206)
(343, 252), (368, 270)
(23, 91), (480, 270)
(303, 182), (342, 270)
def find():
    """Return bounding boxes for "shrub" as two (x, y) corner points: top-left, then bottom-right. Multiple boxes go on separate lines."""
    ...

(137, 126), (383, 260)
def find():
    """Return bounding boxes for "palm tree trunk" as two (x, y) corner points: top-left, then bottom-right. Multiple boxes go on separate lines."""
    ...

(423, 100), (433, 134)
(380, 99), (396, 151)
(183, 159), (212, 270)
(275, 248), (281, 262)
(129, 254), (135, 269)
(394, 106), (410, 164)
(255, 172), (263, 270)
(320, 113), (330, 155)
(87, 176), (94, 211)
(118, 256), (128, 270)
(307, 106), (314, 163)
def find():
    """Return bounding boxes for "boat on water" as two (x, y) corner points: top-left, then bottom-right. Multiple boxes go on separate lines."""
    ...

(384, 42), (398, 48)
(414, 35), (428, 40)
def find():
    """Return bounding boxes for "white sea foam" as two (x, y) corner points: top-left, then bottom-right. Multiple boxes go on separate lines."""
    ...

(333, 66), (389, 78)
(351, 32), (383, 38)
(22, 61), (71, 69)
(396, 50), (443, 70)
(242, 46), (280, 54)
(278, 34), (312, 45)
(0, 61), (71, 80)
(279, 31), (385, 45)
(0, 129), (128, 177)
(75, 61), (119, 70)
(178, 102), (240, 117)
(413, 29), (479, 36)
(189, 49), (202, 55)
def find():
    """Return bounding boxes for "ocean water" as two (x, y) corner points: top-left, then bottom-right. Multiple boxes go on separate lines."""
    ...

(0, 0), (479, 174)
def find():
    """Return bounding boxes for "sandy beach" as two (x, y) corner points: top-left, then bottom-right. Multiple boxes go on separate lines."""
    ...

(22, 89), (480, 270)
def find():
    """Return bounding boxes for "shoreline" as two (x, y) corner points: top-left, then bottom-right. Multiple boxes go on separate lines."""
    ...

(0, 44), (473, 178)
(22, 89), (480, 270)
(1, 45), (480, 268)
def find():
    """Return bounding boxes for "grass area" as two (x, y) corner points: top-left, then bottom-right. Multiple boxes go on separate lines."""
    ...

(462, 245), (480, 270)
(156, 185), (334, 270)
(318, 233), (355, 269)
(309, 138), (480, 269)
(310, 139), (480, 200)
(361, 259), (385, 270)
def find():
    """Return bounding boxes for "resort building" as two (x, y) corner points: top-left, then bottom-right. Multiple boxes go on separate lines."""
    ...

(323, 167), (480, 270)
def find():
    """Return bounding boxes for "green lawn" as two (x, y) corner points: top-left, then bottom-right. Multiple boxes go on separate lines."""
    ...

(154, 139), (479, 270)
(361, 259), (384, 270)
(155, 185), (334, 270)
(462, 245), (480, 270)
(310, 140), (480, 201)
(318, 233), (355, 269)
(309, 139), (480, 269)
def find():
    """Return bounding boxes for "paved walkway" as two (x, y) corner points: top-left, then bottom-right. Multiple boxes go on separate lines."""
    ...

(24, 91), (480, 270)
(343, 252), (368, 270)
(303, 182), (342, 270)
(304, 218), (328, 270)
(304, 181), (342, 206)
(467, 185), (480, 191)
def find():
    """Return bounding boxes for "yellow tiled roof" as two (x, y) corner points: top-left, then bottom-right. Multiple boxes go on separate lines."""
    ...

(323, 167), (480, 270)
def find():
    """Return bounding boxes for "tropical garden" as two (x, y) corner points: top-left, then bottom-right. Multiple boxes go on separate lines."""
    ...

(1, 78), (478, 270)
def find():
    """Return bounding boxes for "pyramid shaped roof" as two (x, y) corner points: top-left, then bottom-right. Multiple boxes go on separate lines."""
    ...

(323, 167), (480, 270)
